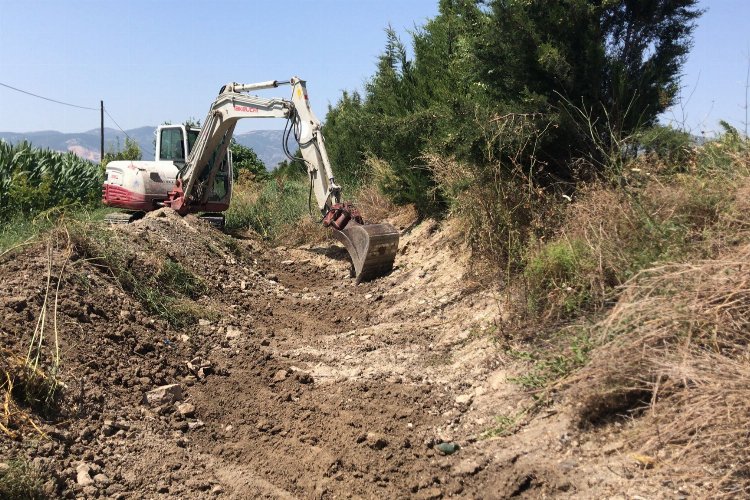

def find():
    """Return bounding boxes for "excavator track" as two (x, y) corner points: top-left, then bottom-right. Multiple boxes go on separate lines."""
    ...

(332, 223), (400, 283)
(104, 211), (145, 224)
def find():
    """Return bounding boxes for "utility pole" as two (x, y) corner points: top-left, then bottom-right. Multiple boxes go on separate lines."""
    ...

(100, 100), (104, 164)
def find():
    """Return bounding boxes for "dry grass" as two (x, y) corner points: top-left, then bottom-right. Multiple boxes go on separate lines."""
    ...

(0, 348), (52, 439)
(565, 244), (750, 496)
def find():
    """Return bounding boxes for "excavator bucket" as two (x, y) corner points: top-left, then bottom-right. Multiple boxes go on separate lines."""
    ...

(332, 223), (400, 283)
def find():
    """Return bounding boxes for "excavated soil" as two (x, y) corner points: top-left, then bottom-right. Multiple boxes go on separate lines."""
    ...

(0, 209), (690, 498)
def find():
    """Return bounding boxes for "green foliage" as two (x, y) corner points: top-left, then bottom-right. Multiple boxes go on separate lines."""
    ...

(225, 177), (311, 239)
(524, 239), (595, 316)
(0, 460), (44, 500)
(230, 138), (267, 181)
(509, 328), (594, 390)
(324, 0), (702, 216)
(635, 124), (695, 170)
(101, 136), (142, 168)
(272, 148), (306, 181)
(0, 140), (102, 222)
(695, 121), (750, 173)
(158, 260), (208, 299)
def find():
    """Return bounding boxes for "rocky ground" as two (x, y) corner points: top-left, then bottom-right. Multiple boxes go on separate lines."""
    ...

(0, 209), (694, 498)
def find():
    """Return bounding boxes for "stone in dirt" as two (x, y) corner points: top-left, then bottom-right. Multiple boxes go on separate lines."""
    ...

(455, 394), (473, 406)
(177, 402), (196, 418)
(145, 384), (184, 406)
(435, 442), (460, 455)
(272, 369), (288, 382)
(76, 463), (94, 486)
(93, 473), (111, 485)
(187, 358), (212, 379)
(225, 326), (242, 340)
(452, 459), (481, 476)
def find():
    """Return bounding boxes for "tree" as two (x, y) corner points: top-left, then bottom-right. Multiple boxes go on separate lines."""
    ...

(102, 137), (142, 168)
(476, 0), (702, 175)
(229, 138), (267, 181)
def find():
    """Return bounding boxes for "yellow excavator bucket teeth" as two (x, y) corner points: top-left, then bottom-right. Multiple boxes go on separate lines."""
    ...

(332, 223), (400, 283)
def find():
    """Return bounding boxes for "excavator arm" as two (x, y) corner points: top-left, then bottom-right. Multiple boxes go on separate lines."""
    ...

(166, 77), (399, 283)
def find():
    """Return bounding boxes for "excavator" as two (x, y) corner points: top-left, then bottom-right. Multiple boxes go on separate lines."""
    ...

(102, 77), (399, 283)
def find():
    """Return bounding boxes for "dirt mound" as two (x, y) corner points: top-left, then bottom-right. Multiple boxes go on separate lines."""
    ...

(2, 207), (730, 498)
(0, 211), (493, 498)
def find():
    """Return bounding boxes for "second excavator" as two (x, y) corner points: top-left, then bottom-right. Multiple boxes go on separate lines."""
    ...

(101, 77), (399, 283)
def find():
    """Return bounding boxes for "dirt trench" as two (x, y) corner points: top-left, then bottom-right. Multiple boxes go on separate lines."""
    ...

(0, 210), (679, 499)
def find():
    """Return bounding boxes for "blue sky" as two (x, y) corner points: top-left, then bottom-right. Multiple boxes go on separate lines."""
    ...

(0, 0), (747, 137)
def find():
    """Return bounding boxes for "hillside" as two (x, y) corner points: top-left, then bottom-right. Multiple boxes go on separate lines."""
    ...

(0, 128), (286, 169)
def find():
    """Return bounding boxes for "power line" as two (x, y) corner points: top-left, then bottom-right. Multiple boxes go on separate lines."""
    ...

(0, 81), (98, 111)
(104, 106), (155, 157)
(1, 79), (155, 158)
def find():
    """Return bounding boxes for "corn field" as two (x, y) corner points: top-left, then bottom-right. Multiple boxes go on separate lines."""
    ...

(0, 140), (102, 221)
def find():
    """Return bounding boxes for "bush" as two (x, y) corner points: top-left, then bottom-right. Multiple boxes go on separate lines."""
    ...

(524, 239), (595, 317)
(225, 176), (312, 240)
(0, 460), (44, 500)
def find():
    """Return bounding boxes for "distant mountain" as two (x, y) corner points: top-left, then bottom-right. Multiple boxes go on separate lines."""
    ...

(0, 127), (287, 170)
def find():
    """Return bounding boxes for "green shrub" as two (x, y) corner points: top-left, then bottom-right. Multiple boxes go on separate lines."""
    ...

(225, 177), (311, 239)
(0, 460), (44, 500)
(524, 238), (595, 317)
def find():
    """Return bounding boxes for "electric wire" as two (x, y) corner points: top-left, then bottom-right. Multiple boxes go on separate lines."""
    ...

(0, 81), (99, 111)
(0, 80), (156, 159)
(104, 106), (155, 158)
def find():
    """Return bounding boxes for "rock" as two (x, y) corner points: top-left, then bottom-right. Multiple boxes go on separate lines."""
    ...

(186, 358), (212, 379)
(455, 394), (473, 406)
(198, 319), (211, 326)
(211, 485), (225, 495)
(76, 463), (94, 486)
(272, 369), (288, 382)
(435, 442), (460, 455)
(173, 420), (189, 432)
(225, 326), (242, 340)
(156, 481), (169, 493)
(188, 419), (205, 431)
(42, 479), (57, 496)
(101, 420), (117, 437)
(145, 384), (184, 406)
(83, 485), (98, 496)
(295, 371), (314, 384)
(281, 260), (295, 266)
(119, 309), (135, 321)
(415, 487), (443, 499)
(260, 338), (271, 346)
(176, 402), (196, 418)
(452, 459), (481, 476)
(93, 473), (111, 486)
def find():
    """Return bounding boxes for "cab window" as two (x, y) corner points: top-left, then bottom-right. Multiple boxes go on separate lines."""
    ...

(159, 128), (185, 161)
(187, 129), (199, 156)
